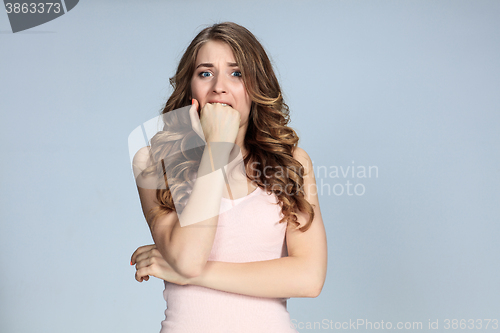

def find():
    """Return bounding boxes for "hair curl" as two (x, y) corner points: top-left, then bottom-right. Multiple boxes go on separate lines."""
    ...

(143, 22), (314, 232)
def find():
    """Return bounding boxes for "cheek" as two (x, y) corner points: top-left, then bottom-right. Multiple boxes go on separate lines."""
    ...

(236, 85), (251, 106)
(190, 81), (199, 96)
(190, 79), (205, 98)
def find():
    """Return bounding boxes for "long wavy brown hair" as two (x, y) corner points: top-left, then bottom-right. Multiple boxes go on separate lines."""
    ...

(143, 22), (314, 232)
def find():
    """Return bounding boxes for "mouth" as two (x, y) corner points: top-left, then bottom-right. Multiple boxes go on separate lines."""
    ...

(208, 101), (232, 107)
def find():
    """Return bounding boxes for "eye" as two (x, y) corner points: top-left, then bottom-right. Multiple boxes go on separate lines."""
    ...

(199, 71), (212, 78)
(231, 70), (242, 77)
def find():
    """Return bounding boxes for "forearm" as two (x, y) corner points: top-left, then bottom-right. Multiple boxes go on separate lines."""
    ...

(187, 256), (324, 298)
(153, 144), (232, 277)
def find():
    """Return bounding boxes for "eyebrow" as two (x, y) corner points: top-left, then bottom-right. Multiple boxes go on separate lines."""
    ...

(195, 62), (239, 69)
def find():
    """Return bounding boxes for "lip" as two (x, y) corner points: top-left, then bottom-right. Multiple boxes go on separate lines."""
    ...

(207, 100), (233, 107)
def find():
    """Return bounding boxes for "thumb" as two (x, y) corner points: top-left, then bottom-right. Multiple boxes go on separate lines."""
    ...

(189, 99), (205, 143)
(192, 98), (199, 115)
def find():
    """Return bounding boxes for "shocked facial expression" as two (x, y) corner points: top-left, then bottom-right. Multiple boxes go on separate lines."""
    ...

(190, 40), (252, 130)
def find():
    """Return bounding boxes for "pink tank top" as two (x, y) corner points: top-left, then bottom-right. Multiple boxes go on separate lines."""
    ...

(160, 186), (299, 333)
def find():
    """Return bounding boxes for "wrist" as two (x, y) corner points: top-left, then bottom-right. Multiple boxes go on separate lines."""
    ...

(201, 143), (232, 173)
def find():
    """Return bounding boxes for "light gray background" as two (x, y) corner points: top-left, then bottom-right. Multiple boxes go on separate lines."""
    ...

(1, 1), (499, 332)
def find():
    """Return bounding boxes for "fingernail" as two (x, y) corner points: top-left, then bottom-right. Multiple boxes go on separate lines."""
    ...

(130, 260), (133, 265)
(192, 99), (195, 105)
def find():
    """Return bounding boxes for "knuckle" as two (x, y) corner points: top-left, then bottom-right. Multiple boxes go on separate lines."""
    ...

(137, 267), (147, 277)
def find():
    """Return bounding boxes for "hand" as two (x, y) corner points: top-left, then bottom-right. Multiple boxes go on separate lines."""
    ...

(131, 244), (189, 285)
(195, 99), (241, 144)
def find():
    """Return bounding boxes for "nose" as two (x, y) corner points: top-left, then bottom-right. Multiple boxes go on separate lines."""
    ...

(212, 73), (227, 94)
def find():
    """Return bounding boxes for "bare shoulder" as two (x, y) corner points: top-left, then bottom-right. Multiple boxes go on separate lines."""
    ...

(292, 146), (308, 160)
(290, 146), (319, 228)
(292, 146), (314, 177)
(132, 146), (152, 170)
(132, 146), (153, 179)
(132, 146), (158, 189)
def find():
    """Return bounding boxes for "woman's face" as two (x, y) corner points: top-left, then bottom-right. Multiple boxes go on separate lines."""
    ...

(190, 40), (252, 129)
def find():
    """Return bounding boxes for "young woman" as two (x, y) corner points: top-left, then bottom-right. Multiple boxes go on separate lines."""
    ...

(130, 22), (327, 332)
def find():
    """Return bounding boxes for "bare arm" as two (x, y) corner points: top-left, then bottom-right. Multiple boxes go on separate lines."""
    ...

(134, 144), (231, 278)
(133, 147), (328, 297)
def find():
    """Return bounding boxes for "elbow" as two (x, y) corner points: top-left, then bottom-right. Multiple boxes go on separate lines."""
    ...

(306, 283), (324, 298)
(172, 256), (206, 279)
(304, 273), (326, 298)
(160, 237), (210, 279)
(157, 246), (206, 279)
(176, 264), (204, 279)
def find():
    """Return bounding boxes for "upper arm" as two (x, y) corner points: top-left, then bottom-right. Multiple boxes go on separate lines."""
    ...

(285, 147), (328, 294)
(132, 146), (178, 250)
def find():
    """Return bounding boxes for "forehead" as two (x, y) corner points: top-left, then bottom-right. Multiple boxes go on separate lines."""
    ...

(195, 40), (236, 64)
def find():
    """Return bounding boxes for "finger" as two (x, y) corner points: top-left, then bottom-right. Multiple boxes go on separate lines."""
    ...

(191, 98), (200, 117)
(131, 244), (155, 265)
(134, 249), (155, 266)
(136, 266), (158, 282)
(135, 254), (157, 271)
(189, 99), (206, 143)
(135, 248), (168, 270)
(150, 248), (164, 258)
(135, 266), (149, 282)
(192, 98), (199, 114)
(131, 244), (156, 265)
